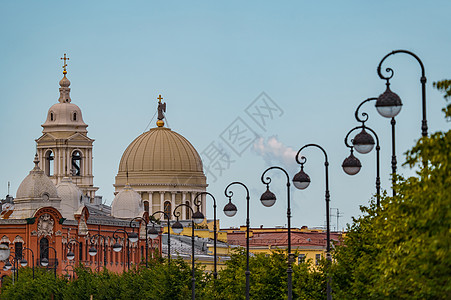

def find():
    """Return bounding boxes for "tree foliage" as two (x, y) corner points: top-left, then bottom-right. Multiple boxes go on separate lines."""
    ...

(331, 81), (451, 299)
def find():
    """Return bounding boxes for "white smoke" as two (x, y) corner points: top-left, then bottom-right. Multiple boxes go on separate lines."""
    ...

(252, 136), (298, 175)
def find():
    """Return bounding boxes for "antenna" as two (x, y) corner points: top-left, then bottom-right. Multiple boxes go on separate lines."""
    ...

(7, 181), (10, 196)
(330, 208), (343, 232)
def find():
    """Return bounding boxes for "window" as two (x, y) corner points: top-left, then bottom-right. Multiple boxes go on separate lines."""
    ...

(45, 150), (54, 176)
(40, 238), (49, 260)
(315, 254), (321, 265)
(71, 151), (82, 176)
(164, 201), (171, 220)
(185, 201), (191, 219)
(14, 242), (23, 260)
(73, 112), (77, 121)
(144, 201), (149, 213)
(50, 112), (54, 121)
(298, 254), (306, 264)
(79, 242), (83, 261)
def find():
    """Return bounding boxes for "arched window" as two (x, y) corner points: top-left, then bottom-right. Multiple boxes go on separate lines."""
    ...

(50, 112), (54, 121)
(45, 150), (54, 176)
(39, 238), (49, 260)
(73, 112), (77, 121)
(71, 150), (82, 176)
(185, 201), (191, 219)
(164, 201), (171, 220)
(14, 242), (23, 260)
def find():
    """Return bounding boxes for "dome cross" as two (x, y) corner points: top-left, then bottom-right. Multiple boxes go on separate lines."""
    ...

(60, 53), (70, 74)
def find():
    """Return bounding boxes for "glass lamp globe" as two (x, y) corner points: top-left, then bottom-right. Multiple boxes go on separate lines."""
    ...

(172, 221), (184, 234)
(67, 251), (75, 261)
(147, 226), (159, 240)
(223, 201), (237, 217)
(112, 242), (122, 252)
(192, 211), (205, 224)
(375, 86), (403, 118)
(4, 261), (12, 270)
(20, 259), (28, 267)
(260, 187), (276, 207)
(128, 232), (139, 243)
(292, 168), (311, 190)
(88, 247), (97, 257)
(342, 151), (362, 175)
(352, 129), (375, 154)
(41, 258), (49, 267)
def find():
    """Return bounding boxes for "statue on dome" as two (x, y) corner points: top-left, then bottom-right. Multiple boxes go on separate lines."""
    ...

(157, 94), (166, 120)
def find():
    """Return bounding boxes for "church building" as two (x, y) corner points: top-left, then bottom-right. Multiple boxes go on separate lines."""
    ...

(0, 55), (208, 278)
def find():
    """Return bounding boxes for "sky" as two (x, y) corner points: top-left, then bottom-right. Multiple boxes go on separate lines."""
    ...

(0, 1), (450, 231)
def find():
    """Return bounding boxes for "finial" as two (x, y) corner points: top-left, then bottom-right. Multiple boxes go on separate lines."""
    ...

(33, 153), (40, 169)
(60, 53), (70, 75)
(156, 94), (166, 127)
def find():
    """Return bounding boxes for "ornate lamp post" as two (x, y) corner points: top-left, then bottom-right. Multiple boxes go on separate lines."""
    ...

(66, 239), (81, 263)
(293, 144), (332, 300)
(112, 229), (137, 270)
(41, 246), (57, 278)
(129, 216), (150, 268)
(376, 50), (428, 195)
(172, 203), (205, 300)
(64, 264), (75, 280)
(4, 255), (19, 282)
(149, 211), (171, 264)
(223, 181), (251, 300)
(20, 247), (35, 279)
(194, 192), (218, 279)
(260, 166), (293, 300)
(89, 234), (109, 272)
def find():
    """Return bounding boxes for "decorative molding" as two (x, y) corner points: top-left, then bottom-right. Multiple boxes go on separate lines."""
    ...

(37, 214), (54, 237)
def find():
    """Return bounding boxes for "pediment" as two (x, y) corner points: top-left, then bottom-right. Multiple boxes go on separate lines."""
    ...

(67, 132), (94, 143)
(35, 132), (58, 143)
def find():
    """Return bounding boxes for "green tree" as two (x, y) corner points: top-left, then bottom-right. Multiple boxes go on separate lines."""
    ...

(331, 81), (451, 299)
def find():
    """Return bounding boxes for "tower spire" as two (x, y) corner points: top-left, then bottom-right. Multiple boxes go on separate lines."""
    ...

(58, 53), (72, 103)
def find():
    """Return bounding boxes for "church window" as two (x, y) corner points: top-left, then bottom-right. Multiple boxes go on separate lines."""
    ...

(50, 112), (54, 121)
(185, 201), (191, 219)
(39, 238), (49, 261)
(164, 201), (171, 220)
(79, 242), (83, 261)
(73, 112), (77, 121)
(14, 242), (23, 260)
(71, 150), (82, 176)
(45, 150), (54, 177)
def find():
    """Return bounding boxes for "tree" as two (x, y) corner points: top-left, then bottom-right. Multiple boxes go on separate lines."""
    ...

(331, 80), (451, 299)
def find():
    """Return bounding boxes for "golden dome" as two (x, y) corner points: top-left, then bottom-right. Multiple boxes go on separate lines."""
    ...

(119, 127), (203, 173)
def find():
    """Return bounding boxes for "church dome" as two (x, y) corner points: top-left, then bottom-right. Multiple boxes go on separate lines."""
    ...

(16, 155), (59, 200)
(118, 127), (203, 173)
(111, 184), (143, 218)
(56, 177), (82, 219)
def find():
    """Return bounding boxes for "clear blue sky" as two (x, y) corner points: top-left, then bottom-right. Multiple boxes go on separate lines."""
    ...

(1, 1), (450, 230)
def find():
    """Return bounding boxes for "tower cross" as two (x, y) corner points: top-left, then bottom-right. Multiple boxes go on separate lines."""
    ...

(157, 94), (163, 103)
(60, 53), (70, 73)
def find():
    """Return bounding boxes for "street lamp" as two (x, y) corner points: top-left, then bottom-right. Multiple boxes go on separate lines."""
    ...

(344, 125), (381, 207)
(260, 166), (294, 300)
(4, 255), (18, 282)
(377, 50), (429, 195)
(66, 239), (81, 263)
(112, 229), (134, 270)
(293, 144), (332, 300)
(41, 246), (57, 278)
(150, 211), (171, 264)
(223, 181), (251, 300)
(64, 264), (75, 280)
(172, 203), (205, 300)
(129, 216), (150, 268)
(21, 247), (35, 279)
(194, 192), (218, 279)
(89, 234), (109, 272)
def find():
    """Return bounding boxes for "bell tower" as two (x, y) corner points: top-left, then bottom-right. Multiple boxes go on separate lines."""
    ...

(36, 54), (98, 198)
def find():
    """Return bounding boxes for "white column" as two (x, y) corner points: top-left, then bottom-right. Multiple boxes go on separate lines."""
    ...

(160, 192), (164, 215)
(182, 192), (187, 220)
(171, 192), (176, 217)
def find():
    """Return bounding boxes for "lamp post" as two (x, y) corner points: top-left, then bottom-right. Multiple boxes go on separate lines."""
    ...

(172, 203), (205, 300)
(41, 246), (57, 279)
(129, 216), (149, 268)
(64, 264), (75, 280)
(66, 239), (81, 263)
(89, 234), (109, 272)
(343, 125), (381, 207)
(293, 144), (332, 300)
(376, 50), (428, 195)
(260, 166), (293, 300)
(20, 247), (35, 279)
(223, 181), (251, 300)
(194, 192), (218, 279)
(4, 254), (19, 282)
(149, 211), (171, 264)
(112, 229), (137, 270)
